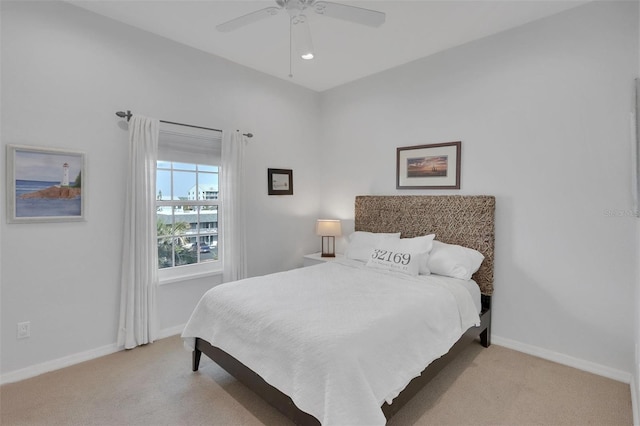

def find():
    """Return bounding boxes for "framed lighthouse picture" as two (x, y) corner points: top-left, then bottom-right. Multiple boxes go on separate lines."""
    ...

(6, 145), (86, 223)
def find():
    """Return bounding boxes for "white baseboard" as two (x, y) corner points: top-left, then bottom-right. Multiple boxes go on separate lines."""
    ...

(0, 324), (186, 385)
(0, 342), (121, 385)
(492, 335), (632, 383)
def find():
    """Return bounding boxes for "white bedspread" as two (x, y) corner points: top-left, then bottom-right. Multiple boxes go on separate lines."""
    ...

(182, 259), (480, 426)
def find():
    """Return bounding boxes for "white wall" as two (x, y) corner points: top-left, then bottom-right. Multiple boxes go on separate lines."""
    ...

(319, 1), (639, 375)
(0, 1), (321, 376)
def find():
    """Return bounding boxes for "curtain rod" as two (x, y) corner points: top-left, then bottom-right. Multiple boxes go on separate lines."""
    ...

(115, 110), (253, 138)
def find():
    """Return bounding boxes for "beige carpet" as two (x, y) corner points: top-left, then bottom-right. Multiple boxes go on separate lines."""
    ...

(0, 335), (632, 425)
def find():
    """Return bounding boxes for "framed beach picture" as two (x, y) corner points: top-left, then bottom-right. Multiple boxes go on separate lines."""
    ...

(267, 168), (293, 195)
(396, 141), (461, 189)
(6, 145), (85, 223)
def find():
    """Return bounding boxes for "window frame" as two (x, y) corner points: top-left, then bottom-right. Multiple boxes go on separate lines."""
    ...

(156, 160), (222, 285)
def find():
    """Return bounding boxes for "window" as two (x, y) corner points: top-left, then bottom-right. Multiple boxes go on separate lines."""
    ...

(156, 161), (219, 266)
(156, 125), (222, 282)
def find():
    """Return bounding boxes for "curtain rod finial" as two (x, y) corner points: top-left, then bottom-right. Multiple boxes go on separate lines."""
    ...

(115, 110), (132, 121)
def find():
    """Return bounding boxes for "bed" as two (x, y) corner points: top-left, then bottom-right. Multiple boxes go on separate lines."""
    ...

(183, 195), (495, 425)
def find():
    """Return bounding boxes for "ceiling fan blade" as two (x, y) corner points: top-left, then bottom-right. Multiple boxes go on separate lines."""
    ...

(216, 7), (281, 32)
(313, 1), (385, 27)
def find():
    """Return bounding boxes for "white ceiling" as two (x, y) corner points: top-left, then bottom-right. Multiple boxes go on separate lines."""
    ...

(67, 0), (587, 92)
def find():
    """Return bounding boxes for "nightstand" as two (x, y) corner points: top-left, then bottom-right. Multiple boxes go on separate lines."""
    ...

(303, 252), (345, 267)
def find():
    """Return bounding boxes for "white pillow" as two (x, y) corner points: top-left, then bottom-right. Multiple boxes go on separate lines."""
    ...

(365, 234), (435, 276)
(345, 231), (401, 262)
(427, 240), (485, 280)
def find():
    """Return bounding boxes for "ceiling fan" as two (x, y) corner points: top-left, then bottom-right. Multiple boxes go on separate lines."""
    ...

(216, 0), (385, 33)
(216, 0), (385, 68)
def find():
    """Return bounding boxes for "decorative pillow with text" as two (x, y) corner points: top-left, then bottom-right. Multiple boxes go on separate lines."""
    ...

(365, 234), (435, 276)
(366, 247), (423, 276)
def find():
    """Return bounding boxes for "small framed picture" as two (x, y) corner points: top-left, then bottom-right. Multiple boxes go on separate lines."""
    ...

(396, 141), (461, 189)
(6, 145), (86, 223)
(268, 168), (293, 195)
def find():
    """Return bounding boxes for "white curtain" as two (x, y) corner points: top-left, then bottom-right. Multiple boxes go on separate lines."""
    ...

(221, 130), (248, 282)
(117, 115), (160, 349)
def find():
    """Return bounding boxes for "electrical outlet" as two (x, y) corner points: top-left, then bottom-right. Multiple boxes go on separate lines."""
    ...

(17, 321), (30, 339)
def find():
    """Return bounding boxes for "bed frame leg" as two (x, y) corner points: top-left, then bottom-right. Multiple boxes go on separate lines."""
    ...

(480, 327), (491, 348)
(192, 348), (202, 372)
(479, 296), (492, 348)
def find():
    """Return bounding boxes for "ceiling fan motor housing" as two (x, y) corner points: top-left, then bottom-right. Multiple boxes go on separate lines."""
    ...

(277, 0), (318, 14)
(276, 0), (317, 7)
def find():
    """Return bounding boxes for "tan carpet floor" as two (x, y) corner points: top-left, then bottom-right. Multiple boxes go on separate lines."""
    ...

(0, 335), (632, 425)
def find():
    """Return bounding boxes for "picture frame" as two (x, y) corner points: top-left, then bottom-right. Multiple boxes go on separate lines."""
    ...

(6, 145), (86, 223)
(396, 141), (461, 189)
(268, 168), (293, 195)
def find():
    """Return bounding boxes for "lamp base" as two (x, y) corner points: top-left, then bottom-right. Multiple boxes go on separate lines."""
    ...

(320, 236), (336, 258)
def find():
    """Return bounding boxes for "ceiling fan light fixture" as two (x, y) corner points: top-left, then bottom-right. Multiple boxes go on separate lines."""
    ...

(292, 14), (315, 61)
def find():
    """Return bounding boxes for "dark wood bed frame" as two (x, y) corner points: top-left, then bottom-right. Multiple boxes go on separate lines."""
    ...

(192, 195), (496, 425)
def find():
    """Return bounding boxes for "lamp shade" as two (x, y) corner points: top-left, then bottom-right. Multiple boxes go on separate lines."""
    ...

(315, 219), (342, 237)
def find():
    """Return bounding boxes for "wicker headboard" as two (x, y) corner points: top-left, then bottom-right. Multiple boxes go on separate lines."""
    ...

(355, 195), (495, 295)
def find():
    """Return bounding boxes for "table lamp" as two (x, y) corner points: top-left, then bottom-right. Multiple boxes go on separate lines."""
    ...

(315, 219), (342, 257)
